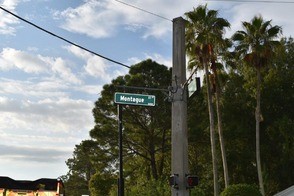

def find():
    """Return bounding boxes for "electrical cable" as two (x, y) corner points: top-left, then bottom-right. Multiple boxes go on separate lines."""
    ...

(113, 0), (172, 22)
(0, 5), (131, 69)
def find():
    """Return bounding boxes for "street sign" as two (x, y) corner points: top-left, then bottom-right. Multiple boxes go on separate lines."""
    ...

(188, 77), (200, 98)
(114, 92), (156, 106)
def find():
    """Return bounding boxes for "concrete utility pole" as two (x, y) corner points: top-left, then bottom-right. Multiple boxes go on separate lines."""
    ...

(171, 17), (189, 196)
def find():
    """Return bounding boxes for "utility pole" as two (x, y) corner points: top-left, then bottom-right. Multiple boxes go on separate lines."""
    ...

(171, 17), (189, 196)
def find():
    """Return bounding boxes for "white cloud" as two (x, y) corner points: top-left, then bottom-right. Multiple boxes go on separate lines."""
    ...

(55, 0), (120, 38)
(0, 0), (20, 35)
(51, 57), (82, 84)
(65, 45), (124, 82)
(0, 143), (71, 180)
(84, 56), (107, 77)
(0, 78), (69, 98)
(128, 53), (172, 67)
(219, 2), (293, 38)
(0, 48), (49, 73)
(0, 47), (82, 84)
(0, 96), (94, 146)
(1, 0), (20, 8)
(54, 0), (197, 39)
(144, 53), (172, 67)
(65, 45), (108, 77)
(74, 84), (103, 95)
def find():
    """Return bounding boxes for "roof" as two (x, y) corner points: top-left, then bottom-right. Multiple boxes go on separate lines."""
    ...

(0, 176), (61, 191)
(274, 185), (294, 196)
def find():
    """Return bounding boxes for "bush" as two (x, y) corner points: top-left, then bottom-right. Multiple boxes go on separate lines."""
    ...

(124, 178), (170, 196)
(220, 184), (262, 196)
(89, 173), (116, 195)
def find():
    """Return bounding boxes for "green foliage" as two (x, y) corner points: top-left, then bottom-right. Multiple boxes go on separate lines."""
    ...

(221, 72), (257, 184)
(61, 173), (90, 196)
(125, 178), (170, 196)
(188, 88), (214, 195)
(220, 184), (261, 196)
(185, 5), (231, 195)
(89, 172), (116, 196)
(232, 15), (282, 70)
(231, 15), (282, 196)
(107, 178), (171, 196)
(89, 59), (172, 194)
(261, 37), (294, 195)
(63, 9), (293, 196)
(190, 187), (206, 196)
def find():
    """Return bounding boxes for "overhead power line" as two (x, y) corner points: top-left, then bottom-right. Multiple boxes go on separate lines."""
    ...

(0, 6), (131, 69)
(113, 0), (172, 22)
(205, 0), (294, 3)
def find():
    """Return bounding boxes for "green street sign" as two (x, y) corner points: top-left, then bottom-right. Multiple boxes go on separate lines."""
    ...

(114, 92), (156, 106)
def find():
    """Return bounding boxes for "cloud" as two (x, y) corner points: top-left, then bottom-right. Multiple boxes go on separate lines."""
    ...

(65, 45), (128, 82)
(0, 96), (94, 135)
(218, 2), (293, 38)
(0, 80), (90, 175)
(0, 46), (109, 102)
(0, 144), (71, 163)
(84, 56), (108, 77)
(128, 53), (172, 67)
(0, 0), (20, 35)
(55, 0), (120, 38)
(0, 96), (94, 159)
(0, 0), (20, 8)
(0, 47), (82, 84)
(0, 48), (49, 73)
(51, 57), (82, 84)
(65, 45), (108, 77)
(74, 84), (103, 95)
(144, 53), (172, 67)
(54, 0), (197, 39)
(0, 78), (69, 98)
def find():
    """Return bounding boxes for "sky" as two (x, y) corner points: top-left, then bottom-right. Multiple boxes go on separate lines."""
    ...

(0, 0), (293, 181)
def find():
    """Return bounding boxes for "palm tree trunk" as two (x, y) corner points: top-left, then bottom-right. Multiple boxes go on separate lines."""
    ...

(204, 58), (219, 196)
(214, 69), (229, 188)
(256, 68), (265, 196)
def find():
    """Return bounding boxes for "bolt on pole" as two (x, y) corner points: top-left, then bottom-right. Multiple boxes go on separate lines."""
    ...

(171, 17), (189, 196)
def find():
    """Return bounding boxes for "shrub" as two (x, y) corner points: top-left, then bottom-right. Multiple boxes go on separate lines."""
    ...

(220, 184), (262, 196)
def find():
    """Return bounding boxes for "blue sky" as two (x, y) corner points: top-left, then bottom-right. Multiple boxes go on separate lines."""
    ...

(0, 0), (293, 180)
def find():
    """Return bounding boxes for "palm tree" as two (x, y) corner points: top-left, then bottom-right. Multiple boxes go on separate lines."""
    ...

(232, 15), (281, 196)
(185, 5), (230, 195)
(210, 38), (232, 190)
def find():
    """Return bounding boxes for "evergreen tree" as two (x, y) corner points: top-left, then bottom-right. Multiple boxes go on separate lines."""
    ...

(90, 59), (171, 194)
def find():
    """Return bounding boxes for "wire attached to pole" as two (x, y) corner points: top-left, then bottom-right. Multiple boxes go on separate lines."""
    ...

(113, 0), (172, 22)
(0, 6), (131, 69)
